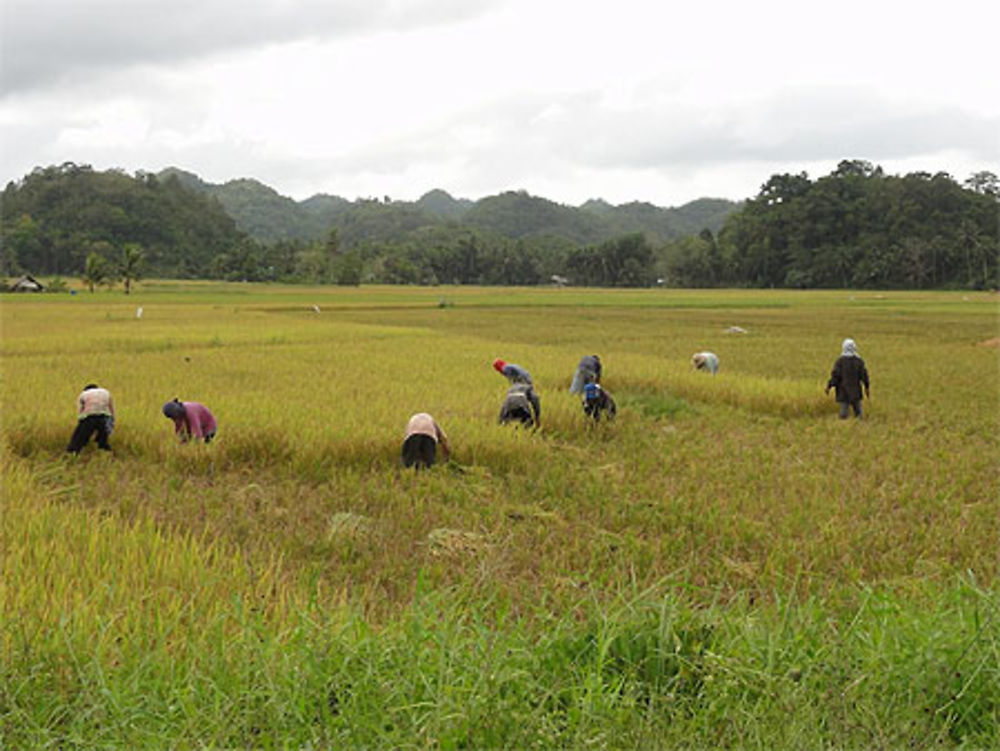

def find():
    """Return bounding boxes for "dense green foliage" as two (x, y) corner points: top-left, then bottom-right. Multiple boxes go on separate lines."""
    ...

(161, 167), (737, 247)
(160, 167), (347, 243)
(1, 163), (249, 278)
(664, 161), (999, 289)
(4, 160), (996, 289)
(2, 164), (736, 286)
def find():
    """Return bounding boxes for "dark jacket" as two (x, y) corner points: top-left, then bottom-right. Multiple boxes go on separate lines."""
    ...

(827, 356), (869, 403)
(499, 383), (541, 427)
(583, 384), (616, 421)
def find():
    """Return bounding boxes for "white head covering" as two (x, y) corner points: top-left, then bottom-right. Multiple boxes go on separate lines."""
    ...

(841, 338), (858, 357)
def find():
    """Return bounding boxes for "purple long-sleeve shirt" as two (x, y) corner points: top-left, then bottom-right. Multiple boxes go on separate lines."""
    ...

(171, 401), (217, 441)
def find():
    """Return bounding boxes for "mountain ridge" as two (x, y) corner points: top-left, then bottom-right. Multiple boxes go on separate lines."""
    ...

(155, 167), (741, 245)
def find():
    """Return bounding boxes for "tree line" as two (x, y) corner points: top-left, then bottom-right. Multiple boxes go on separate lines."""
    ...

(2, 160), (996, 289)
(662, 161), (998, 289)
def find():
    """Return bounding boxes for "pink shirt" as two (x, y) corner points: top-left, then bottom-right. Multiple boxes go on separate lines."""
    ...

(172, 402), (217, 439)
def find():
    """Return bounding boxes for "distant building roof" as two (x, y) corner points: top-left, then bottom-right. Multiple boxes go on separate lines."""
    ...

(9, 274), (44, 292)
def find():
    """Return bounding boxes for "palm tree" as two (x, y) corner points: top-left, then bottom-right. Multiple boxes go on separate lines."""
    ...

(82, 251), (108, 293)
(119, 243), (144, 295)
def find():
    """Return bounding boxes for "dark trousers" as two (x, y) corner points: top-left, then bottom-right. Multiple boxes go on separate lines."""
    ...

(500, 406), (534, 427)
(838, 400), (863, 419)
(402, 434), (437, 469)
(67, 415), (112, 453)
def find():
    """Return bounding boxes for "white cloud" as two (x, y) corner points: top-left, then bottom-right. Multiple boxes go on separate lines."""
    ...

(0, 0), (503, 94)
(2, 0), (998, 205)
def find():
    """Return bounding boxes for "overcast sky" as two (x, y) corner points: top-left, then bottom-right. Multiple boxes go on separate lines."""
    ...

(2, 0), (998, 206)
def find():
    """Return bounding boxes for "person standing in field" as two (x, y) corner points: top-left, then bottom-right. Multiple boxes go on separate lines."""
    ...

(582, 382), (617, 422)
(691, 351), (720, 375)
(825, 338), (870, 419)
(162, 399), (218, 443)
(492, 358), (533, 385)
(569, 354), (602, 393)
(67, 383), (115, 453)
(499, 382), (542, 428)
(402, 412), (450, 469)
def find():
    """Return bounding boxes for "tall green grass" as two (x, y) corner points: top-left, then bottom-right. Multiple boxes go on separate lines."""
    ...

(4, 516), (997, 750)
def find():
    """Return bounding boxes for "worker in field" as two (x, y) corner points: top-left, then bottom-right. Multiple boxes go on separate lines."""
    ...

(582, 382), (617, 422)
(492, 358), (533, 385)
(162, 399), (218, 443)
(67, 383), (115, 453)
(691, 351), (720, 375)
(569, 354), (602, 393)
(499, 381), (541, 428)
(402, 412), (450, 469)
(825, 338), (870, 419)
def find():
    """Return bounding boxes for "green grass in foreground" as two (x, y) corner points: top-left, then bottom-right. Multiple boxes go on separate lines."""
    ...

(3, 576), (997, 749)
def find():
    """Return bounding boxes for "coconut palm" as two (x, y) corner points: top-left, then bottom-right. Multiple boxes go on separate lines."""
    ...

(119, 243), (144, 295)
(82, 251), (108, 293)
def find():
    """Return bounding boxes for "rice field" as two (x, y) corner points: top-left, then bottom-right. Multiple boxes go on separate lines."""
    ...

(2, 283), (998, 748)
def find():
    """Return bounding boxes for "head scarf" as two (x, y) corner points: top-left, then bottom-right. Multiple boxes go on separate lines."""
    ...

(584, 383), (600, 401)
(841, 339), (858, 357)
(492, 358), (507, 373)
(162, 399), (186, 419)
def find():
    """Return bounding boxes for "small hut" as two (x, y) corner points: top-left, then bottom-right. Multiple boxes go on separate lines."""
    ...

(8, 275), (45, 292)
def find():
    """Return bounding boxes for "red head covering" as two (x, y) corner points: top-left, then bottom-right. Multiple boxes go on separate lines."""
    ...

(492, 358), (507, 373)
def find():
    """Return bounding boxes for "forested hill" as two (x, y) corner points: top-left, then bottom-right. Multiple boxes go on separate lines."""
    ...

(1, 164), (247, 278)
(2, 161), (995, 289)
(156, 167), (738, 246)
(663, 161), (998, 290)
(0, 162), (738, 282)
(157, 168), (344, 242)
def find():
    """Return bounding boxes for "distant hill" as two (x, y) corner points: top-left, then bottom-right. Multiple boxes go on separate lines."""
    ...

(158, 169), (330, 243)
(157, 167), (210, 193)
(3, 163), (246, 277)
(299, 193), (351, 218)
(666, 198), (743, 236)
(462, 191), (606, 244)
(156, 168), (741, 247)
(8, 160), (991, 290)
(415, 189), (473, 220)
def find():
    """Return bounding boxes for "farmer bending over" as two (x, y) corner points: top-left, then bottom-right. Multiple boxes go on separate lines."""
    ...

(691, 351), (720, 375)
(582, 382), (617, 422)
(570, 354), (602, 393)
(492, 358), (533, 385)
(163, 399), (218, 443)
(67, 383), (115, 453)
(499, 382), (541, 428)
(402, 412), (450, 469)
